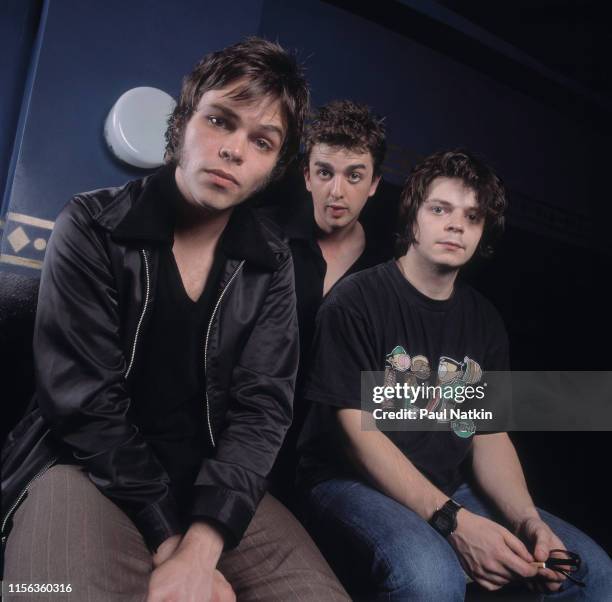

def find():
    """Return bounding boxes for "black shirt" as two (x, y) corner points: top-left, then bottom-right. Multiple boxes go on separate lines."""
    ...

(131, 245), (226, 509)
(297, 260), (510, 496)
(128, 165), (227, 512)
(284, 196), (391, 379)
(267, 195), (392, 502)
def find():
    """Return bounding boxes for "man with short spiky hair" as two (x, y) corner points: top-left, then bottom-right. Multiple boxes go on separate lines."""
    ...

(297, 150), (612, 599)
(2, 38), (349, 601)
(268, 100), (391, 504)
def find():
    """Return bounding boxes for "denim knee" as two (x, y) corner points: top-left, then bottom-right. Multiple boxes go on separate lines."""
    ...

(377, 537), (466, 601)
(562, 535), (612, 600)
(536, 509), (612, 601)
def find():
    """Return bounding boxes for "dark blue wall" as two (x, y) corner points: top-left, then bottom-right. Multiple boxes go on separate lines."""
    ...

(1, 0), (265, 275)
(2, 0), (608, 277)
(259, 1), (606, 249)
(0, 0), (42, 218)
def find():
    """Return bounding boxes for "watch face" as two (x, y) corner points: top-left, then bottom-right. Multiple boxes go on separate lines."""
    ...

(434, 513), (452, 533)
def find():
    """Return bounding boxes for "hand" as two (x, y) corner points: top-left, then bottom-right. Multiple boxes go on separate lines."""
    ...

(153, 534), (182, 568)
(147, 544), (216, 601)
(211, 570), (236, 602)
(517, 517), (567, 593)
(147, 556), (235, 602)
(449, 510), (539, 591)
(146, 522), (229, 602)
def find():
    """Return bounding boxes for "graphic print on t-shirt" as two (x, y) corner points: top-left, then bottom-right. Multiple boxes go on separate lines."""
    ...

(383, 346), (482, 438)
(383, 346), (431, 395)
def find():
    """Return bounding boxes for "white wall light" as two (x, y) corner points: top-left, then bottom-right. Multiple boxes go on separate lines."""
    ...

(104, 87), (176, 169)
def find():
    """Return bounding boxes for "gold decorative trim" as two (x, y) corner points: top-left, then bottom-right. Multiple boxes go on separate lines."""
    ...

(0, 253), (43, 270)
(7, 212), (55, 230)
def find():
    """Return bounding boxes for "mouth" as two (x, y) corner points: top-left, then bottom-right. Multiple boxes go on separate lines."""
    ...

(205, 169), (239, 186)
(437, 240), (465, 250)
(326, 203), (349, 212)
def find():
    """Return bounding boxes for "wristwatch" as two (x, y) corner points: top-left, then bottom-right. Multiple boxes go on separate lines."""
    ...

(429, 499), (463, 537)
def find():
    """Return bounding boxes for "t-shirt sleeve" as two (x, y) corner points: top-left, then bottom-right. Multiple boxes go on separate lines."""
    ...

(303, 299), (378, 410)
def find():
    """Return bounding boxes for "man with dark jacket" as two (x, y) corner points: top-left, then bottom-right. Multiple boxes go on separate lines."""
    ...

(1, 38), (348, 602)
(268, 101), (392, 505)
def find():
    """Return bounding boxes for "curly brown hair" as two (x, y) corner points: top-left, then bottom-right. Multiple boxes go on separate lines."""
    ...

(395, 149), (507, 258)
(303, 100), (387, 176)
(165, 37), (310, 181)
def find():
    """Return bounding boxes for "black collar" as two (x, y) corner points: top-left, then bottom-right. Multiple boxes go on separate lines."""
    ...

(111, 165), (279, 271)
(280, 190), (319, 241)
(111, 163), (177, 243)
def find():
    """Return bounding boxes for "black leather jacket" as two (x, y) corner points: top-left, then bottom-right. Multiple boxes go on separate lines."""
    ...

(1, 171), (298, 554)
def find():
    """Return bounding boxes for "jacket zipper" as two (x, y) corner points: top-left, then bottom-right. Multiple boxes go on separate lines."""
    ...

(1, 457), (57, 546)
(203, 260), (245, 448)
(2, 249), (151, 545)
(125, 249), (150, 378)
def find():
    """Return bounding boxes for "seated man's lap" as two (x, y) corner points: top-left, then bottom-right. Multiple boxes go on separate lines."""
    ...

(305, 478), (612, 600)
(304, 478), (466, 600)
(3, 463), (151, 602)
(4, 464), (349, 602)
(454, 482), (612, 599)
(219, 492), (349, 601)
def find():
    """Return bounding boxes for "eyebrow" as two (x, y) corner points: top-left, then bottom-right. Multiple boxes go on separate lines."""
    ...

(426, 198), (480, 211)
(207, 103), (284, 141)
(426, 198), (452, 206)
(259, 123), (284, 140)
(208, 103), (239, 121)
(313, 161), (367, 171)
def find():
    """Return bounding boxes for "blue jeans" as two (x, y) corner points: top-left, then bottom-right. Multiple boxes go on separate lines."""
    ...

(302, 479), (612, 601)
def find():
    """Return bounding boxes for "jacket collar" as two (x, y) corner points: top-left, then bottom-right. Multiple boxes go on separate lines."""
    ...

(280, 189), (319, 241)
(109, 165), (279, 271)
(111, 163), (177, 243)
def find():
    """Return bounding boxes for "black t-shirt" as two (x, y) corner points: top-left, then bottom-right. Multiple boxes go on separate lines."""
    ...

(297, 260), (510, 495)
(130, 244), (226, 509)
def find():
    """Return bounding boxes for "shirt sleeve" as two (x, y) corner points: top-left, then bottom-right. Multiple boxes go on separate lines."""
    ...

(303, 298), (378, 410)
(190, 253), (298, 549)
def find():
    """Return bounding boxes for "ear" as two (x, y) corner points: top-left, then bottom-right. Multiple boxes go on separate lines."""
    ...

(303, 165), (312, 192)
(369, 174), (382, 197)
(412, 220), (420, 244)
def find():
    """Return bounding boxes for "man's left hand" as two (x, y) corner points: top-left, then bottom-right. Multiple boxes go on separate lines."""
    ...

(146, 521), (231, 602)
(147, 554), (234, 602)
(517, 517), (567, 593)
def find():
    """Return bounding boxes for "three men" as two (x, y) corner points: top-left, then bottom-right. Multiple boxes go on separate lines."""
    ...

(297, 150), (612, 599)
(2, 38), (348, 601)
(2, 33), (608, 601)
(268, 100), (391, 504)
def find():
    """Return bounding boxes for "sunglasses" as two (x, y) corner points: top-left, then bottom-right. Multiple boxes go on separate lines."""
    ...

(532, 549), (585, 587)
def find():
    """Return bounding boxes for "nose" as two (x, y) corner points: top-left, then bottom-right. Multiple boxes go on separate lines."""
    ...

(219, 132), (245, 165)
(330, 176), (344, 200)
(446, 212), (465, 233)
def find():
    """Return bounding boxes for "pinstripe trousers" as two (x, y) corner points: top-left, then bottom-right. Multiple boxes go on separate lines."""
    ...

(3, 464), (349, 601)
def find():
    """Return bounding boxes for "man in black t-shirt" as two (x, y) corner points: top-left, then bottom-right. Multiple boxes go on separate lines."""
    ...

(298, 150), (612, 600)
